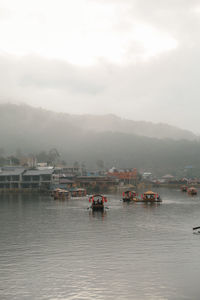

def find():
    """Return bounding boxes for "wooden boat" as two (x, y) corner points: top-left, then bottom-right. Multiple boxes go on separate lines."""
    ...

(181, 185), (188, 192)
(70, 188), (87, 198)
(122, 190), (137, 202)
(89, 194), (107, 211)
(134, 191), (162, 203)
(193, 226), (200, 234)
(52, 188), (70, 200)
(188, 187), (197, 195)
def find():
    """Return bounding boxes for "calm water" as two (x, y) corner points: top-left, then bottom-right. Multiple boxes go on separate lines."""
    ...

(1, 188), (200, 300)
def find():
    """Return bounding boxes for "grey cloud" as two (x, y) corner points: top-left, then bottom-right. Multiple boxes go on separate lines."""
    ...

(0, 44), (200, 132)
(94, 0), (200, 39)
(0, 1), (200, 132)
(17, 56), (107, 95)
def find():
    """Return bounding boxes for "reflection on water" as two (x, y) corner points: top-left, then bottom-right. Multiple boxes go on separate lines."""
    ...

(1, 188), (200, 299)
(89, 210), (107, 220)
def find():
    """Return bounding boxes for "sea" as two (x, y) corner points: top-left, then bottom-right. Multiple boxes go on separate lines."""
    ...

(1, 188), (200, 300)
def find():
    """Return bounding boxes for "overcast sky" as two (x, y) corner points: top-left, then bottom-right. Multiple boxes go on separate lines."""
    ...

(0, 0), (200, 132)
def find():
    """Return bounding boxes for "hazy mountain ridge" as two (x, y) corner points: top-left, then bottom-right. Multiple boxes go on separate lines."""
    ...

(1, 103), (196, 141)
(68, 114), (196, 140)
(0, 103), (200, 173)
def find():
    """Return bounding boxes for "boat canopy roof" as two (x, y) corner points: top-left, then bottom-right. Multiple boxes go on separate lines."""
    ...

(70, 188), (86, 192)
(124, 190), (136, 194)
(89, 194), (107, 203)
(144, 190), (157, 195)
(90, 194), (105, 199)
(54, 188), (69, 193)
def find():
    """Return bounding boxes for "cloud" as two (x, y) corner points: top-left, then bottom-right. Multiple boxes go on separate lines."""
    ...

(18, 56), (107, 95)
(0, 0), (179, 65)
(0, 0), (200, 132)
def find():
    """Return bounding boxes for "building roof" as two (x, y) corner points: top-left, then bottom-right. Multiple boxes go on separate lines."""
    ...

(0, 168), (25, 176)
(23, 169), (54, 176)
(59, 179), (74, 184)
(162, 174), (174, 179)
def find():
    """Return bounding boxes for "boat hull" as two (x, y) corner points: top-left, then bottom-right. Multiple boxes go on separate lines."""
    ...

(133, 199), (162, 203)
(123, 198), (132, 202)
(92, 204), (104, 211)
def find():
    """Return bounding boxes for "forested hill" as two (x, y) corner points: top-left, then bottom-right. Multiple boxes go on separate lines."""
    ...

(0, 103), (200, 173)
(0, 103), (196, 140)
(67, 114), (196, 141)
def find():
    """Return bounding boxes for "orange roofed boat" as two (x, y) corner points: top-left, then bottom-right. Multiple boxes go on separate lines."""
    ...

(134, 191), (162, 203)
(188, 187), (197, 196)
(89, 194), (108, 211)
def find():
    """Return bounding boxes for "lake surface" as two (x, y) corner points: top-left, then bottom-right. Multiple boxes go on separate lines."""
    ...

(1, 188), (200, 300)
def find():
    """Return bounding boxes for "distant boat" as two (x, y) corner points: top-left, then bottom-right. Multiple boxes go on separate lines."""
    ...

(122, 190), (137, 202)
(52, 188), (70, 200)
(134, 191), (162, 203)
(181, 185), (188, 192)
(89, 194), (107, 211)
(193, 226), (200, 234)
(70, 188), (87, 198)
(188, 187), (197, 196)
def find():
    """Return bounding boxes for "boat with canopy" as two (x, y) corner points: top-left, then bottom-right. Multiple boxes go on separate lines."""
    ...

(188, 187), (197, 195)
(181, 185), (188, 192)
(122, 190), (137, 202)
(89, 194), (107, 211)
(52, 188), (70, 200)
(134, 191), (162, 203)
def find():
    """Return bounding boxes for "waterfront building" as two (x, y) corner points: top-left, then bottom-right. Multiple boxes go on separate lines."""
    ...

(0, 168), (25, 189)
(107, 168), (138, 185)
(0, 167), (118, 192)
(22, 169), (53, 190)
(0, 168), (53, 191)
(75, 175), (118, 191)
(54, 166), (80, 175)
(51, 173), (75, 190)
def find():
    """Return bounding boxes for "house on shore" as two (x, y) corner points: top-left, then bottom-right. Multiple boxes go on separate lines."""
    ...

(0, 168), (25, 189)
(0, 166), (118, 193)
(0, 168), (53, 191)
(22, 169), (53, 190)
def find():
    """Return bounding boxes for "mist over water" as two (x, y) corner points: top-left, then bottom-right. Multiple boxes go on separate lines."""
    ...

(1, 188), (200, 300)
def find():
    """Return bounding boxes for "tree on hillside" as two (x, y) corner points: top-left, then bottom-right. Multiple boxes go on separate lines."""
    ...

(48, 148), (60, 166)
(7, 156), (20, 165)
(73, 161), (80, 168)
(0, 148), (4, 157)
(96, 159), (104, 170)
(36, 151), (49, 163)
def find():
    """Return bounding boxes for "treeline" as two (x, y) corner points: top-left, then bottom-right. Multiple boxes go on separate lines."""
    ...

(0, 148), (65, 167)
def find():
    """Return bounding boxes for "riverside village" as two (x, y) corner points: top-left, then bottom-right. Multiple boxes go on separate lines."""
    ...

(0, 151), (199, 199)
